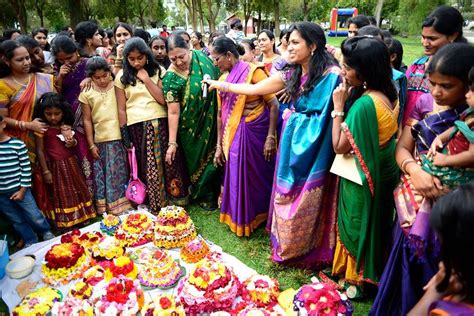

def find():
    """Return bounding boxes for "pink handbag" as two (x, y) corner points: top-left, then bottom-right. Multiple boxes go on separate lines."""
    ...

(125, 146), (147, 204)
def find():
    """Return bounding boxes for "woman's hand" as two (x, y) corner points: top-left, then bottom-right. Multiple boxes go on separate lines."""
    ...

(90, 146), (100, 160)
(116, 44), (125, 59)
(80, 77), (93, 92)
(26, 118), (48, 133)
(432, 152), (448, 167)
(332, 80), (350, 112)
(137, 68), (150, 83)
(58, 64), (72, 78)
(165, 146), (176, 165)
(407, 164), (444, 199)
(277, 88), (291, 104)
(202, 79), (221, 92)
(428, 136), (443, 159)
(263, 137), (276, 161)
(423, 262), (462, 296)
(213, 146), (226, 167)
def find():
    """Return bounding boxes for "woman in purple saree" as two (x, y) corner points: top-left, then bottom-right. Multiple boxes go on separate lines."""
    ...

(211, 36), (279, 237)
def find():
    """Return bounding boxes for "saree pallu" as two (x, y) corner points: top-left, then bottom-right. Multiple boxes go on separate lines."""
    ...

(128, 119), (190, 213)
(333, 95), (399, 284)
(429, 300), (474, 315)
(93, 140), (132, 215)
(0, 73), (54, 214)
(174, 50), (220, 203)
(60, 58), (94, 194)
(403, 56), (429, 126)
(370, 105), (468, 315)
(268, 69), (340, 268)
(218, 61), (275, 237)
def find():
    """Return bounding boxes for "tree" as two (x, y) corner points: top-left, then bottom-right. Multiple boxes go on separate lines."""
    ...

(7, 0), (28, 32)
(274, 0), (280, 37)
(242, 0), (253, 36)
(374, 0), (384, 26)
(204, 0), (221, 32)
(34, 0), (47, 27)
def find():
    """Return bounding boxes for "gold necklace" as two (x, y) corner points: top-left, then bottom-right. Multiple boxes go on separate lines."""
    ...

(12, 74), (31, 87)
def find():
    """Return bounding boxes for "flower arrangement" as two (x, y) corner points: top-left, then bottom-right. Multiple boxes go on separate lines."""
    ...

(51, 297), (93, 316)
(94, 277), (144, 315)
(83, 265), (106, 286)
(180, 237), (210, 263)
(154, 205), (197, 249)
(92, 236), (125, 262)
(68, 281), (92, 300)
(242, 274), (280, 308)
(292, 279), (354, 316)
(42, 243), (90, 285)
(140, 294), (185, 316)
(177, 256), (241, 314)
(13, 287), (62, 316)
(133, 248), (183, 288)
(61, 229), (103, 249)
(100, 213), (122, 236)
(115, 213), (154, 247)
(104, 256), (138, 281)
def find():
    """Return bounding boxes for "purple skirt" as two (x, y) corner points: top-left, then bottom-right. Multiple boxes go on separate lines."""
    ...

(220, 108), (275, 237)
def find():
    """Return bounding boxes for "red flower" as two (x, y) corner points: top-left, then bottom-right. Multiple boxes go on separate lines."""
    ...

(159, 297), (172, 309)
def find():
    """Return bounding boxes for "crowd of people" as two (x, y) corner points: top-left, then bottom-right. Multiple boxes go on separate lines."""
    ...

(0, 4), (473, 314)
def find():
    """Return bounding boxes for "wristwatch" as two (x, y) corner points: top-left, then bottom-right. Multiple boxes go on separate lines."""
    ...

(331, 110), (345, 118)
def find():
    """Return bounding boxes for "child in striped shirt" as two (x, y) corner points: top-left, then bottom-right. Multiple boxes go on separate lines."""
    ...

(0, 115), (54, 248)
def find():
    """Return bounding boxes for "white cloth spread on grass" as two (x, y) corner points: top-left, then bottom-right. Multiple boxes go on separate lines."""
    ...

(0, 210), (260, 311)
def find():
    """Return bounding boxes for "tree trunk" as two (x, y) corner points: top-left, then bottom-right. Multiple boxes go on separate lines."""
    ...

(68, 0), (85, 28)
(8, 0), (27, 32)
(303, 0), (309, 22)
(273, 0), (280, 37)
(243, 0), (252, 36)
(197, 0), (204, 32)
(205, 0), (220, 32)
(257, 6), (262, 34)
(190, 0), (198, 31)
(374, 0), (384, 27)
(35, 0), (46, 27)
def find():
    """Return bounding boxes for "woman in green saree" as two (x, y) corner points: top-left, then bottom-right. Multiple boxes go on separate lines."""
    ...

(162, 34), (220, 207)
(330, 36), (400, 294)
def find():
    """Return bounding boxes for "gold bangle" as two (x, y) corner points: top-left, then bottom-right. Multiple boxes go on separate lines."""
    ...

(43, 170), (51, 175)
(168, 141), (178, 148)
(401, 158), (416, 174)
(266, 135), (276, 140)
(89, 144), (97, 150)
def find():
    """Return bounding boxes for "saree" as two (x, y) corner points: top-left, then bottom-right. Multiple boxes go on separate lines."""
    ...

(429, 300), (474, 315)
(403, 56), (430, 126)
(370, 103), (468, 316)
(332, 95), (399, 284)
(59, 58), (94, 194)
(162, 50), (220, 203)
(268, 67), (340, 268)
(218, 61), (275, 237)
(0, 73), (54, 214)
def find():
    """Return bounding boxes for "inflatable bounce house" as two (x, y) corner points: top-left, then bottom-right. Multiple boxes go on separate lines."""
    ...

(328, 7), (359, 37)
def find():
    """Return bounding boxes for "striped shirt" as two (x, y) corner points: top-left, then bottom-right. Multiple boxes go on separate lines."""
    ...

(0, 137), (31, 193)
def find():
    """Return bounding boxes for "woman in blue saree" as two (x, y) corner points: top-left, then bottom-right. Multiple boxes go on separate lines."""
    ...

(206, 22), (340, 268)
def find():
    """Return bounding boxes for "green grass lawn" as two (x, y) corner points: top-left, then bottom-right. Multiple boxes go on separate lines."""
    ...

(326, 35), (424, 67)
(188, 205), (373, 315)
